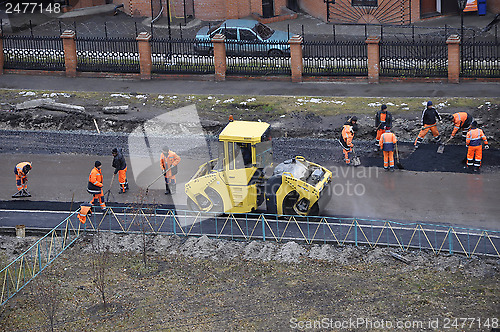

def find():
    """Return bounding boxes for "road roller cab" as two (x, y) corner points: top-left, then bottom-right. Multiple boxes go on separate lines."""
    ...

(185, 120), (332, 215)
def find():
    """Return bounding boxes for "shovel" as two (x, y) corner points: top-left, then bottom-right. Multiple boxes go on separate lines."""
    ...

(336, 139), (360, 166)
(145, 166), (174, 194)
(395, 142), (404, 169)
(105, 173), (115, 203)
(437, 138), (452, 154)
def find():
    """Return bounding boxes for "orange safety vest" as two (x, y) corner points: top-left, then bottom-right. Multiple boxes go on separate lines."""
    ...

(466, 128), (488, 147)
(341, 125), (354, 147)
(380, 132), (397, 151)
(160, 150), (181, 178)
(78, 205), (92, 224)
(15, 162), (31, 177)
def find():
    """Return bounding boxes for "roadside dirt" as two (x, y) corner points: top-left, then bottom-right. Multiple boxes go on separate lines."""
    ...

(1, 90), (498, 147)
(1, 233), (499, 331)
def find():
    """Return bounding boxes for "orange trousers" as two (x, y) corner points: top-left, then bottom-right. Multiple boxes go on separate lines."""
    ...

(376, 129), (386, 142)
(467, 145), (482, 167)
(343, 148), (352, 164)
(16, 175), (27, 191)
(415, 124), (439, 146)
(90, 189), (106, 209)
(383, 151), (394, 168)
(118, 167), (128, 192)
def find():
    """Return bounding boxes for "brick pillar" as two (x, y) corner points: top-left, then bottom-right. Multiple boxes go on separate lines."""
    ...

(61, 30), (77, 78)
(137, 32), (152, 80)
(366, 36), (380, 84)
(446, 34), (461, 84)
(212, 34), (226, 81)
(289, 35), (303, 83)
(0, 33), (4, 75)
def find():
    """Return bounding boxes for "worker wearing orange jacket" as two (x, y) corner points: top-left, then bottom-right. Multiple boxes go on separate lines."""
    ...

(87, 161), (106, 210)
(13, 162), (32, 198)
(341, 116), (357, 165)
(78, 203), (92, 224)
(466, 121), (489, 173)
(379, 127), (397, 172)
(160, 146), (181, 195)
(449, 112), (473, 140)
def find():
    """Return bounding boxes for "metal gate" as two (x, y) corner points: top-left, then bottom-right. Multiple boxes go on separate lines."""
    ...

(326, 0), (411, 25)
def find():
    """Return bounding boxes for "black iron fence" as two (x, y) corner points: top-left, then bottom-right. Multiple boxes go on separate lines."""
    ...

(380, 40), (448, 78)
(1, 34), (499, 79)
(75, 37), (140, 73)
(225, 40), (291, 76)
(303, 40), (368, 76)
(151, 38), (214, 74)
(461, 40), (500, 78)
(2, 35), (65, 71)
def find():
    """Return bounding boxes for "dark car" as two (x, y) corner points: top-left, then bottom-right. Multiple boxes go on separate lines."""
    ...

(194, 19), (290, 56)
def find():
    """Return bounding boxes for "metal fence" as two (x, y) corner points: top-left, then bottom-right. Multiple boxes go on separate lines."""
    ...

(151, 38), (214, 74)
(225, 41), (291, 76)
(0, 211), (82, 306)
(303, 40), (368, 76)
(380, 40), (448, 78)
(2, 35), (65, 71)
(461, 40), (500, 78)
(92, 206), (500, 258)
(2, 206), (499, 306)
(75, 37), (140, 73)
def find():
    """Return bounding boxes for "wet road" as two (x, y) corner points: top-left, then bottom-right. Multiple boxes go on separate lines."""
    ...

(1, 151), (499, 231)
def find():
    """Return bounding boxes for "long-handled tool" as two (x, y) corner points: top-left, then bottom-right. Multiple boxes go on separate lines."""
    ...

(395, 142), (404, 169)
(105, 173), (115, 203)
(336, 139), (360, 166)
(437, 137), (452, 154)
(145, 166), (174, 194)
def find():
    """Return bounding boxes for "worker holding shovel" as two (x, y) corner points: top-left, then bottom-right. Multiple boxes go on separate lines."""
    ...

(414, 101), (442, 149)
(160, 146), (181, 195)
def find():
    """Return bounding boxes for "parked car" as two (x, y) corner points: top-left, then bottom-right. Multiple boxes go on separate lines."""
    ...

(194, 19), (290, 56)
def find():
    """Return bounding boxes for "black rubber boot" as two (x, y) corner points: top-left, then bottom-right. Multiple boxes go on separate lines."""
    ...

(165, 183), (171, 195)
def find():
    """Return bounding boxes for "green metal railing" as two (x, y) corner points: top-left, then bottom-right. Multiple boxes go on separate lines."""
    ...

(2, 206), (499, 306)
(0, 210), (82, 305)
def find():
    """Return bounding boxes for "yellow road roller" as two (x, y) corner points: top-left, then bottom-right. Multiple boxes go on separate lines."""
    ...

(185, 120), (332, 216)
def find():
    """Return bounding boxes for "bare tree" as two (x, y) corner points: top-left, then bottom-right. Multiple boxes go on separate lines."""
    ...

(130, 189), (158, 267)
(91, 229), (110, 308)
(30, 269), (62, 332)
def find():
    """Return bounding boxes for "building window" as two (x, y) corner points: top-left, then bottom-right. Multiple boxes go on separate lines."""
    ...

(352, 0), (378, 7)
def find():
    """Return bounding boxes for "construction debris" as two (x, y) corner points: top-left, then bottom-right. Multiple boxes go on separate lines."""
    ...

(390, 252), (411, 264)
(102, 105), (129, 115)
(15, 98), (86, 114)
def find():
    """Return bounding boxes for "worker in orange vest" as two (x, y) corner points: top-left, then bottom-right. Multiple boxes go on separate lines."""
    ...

(449, 112), (473, 140)
(379, 127), (397, 172)
(466, 121), (489, 173)
(12, 161), (32, 198)
(87, 161), (107, 210)
(375, 105), (392, 148)
(78, 203), (92, 224)
(160, 146), (181, 195)
(340, 116), (357, 165)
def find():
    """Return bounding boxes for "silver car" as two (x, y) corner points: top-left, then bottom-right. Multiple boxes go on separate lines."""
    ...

(194, 19), (290, 56)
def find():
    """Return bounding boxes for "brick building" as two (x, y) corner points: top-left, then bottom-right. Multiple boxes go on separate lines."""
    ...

(69, 0), (500, 24)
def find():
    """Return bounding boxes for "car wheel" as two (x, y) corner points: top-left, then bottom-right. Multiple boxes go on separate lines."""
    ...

(268, 49), (283, 57)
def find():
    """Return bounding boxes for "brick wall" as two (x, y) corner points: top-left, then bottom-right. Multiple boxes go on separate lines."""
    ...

(487, 0), (500, 14)
(410, 0), (420, 23)
(194, 0), (226, 20)
(299, 0), (327, 22)
(274, 0), (286, 15)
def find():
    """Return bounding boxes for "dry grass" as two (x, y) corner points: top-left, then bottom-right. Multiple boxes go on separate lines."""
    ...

(1, 235), (499, 331)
